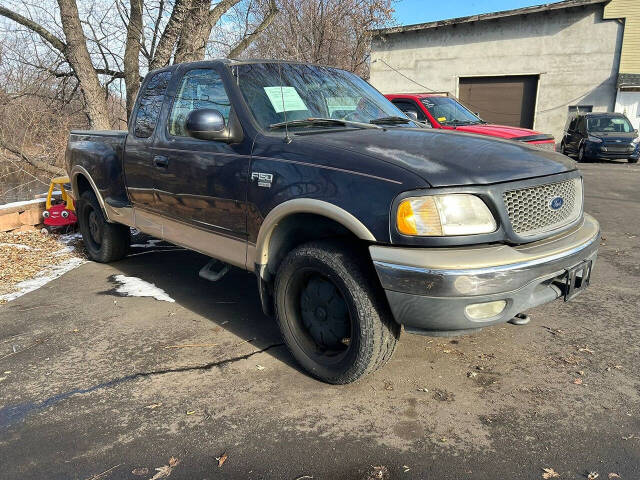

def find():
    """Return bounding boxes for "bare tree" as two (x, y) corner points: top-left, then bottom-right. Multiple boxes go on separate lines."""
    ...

(248, 0), (393, 77)
(0, 0), (280, 129)
(0, 2), (111, 128)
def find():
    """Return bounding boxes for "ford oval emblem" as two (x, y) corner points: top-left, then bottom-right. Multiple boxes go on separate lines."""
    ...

(549, 196), (564, 210)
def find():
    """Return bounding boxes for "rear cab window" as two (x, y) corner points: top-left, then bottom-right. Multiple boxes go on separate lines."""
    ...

(134, 71), (173, 138)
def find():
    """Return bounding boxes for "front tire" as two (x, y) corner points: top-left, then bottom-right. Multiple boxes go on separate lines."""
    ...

(578, 144), (587, 162)
(78, 190), (130, 262)
(629, 157), (638, 164)
(560, 142), (567, 156)
(274, 240), (400, 384)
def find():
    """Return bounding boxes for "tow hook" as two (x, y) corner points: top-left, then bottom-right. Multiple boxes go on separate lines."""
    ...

(199, 259), (229, 282)
(508, 313), (531, 325)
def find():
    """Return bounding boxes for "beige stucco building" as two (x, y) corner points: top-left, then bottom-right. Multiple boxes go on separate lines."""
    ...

(370, 0), (640, 139)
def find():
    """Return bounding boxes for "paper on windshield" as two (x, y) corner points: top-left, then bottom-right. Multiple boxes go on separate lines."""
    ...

(264, 86), (308, 113)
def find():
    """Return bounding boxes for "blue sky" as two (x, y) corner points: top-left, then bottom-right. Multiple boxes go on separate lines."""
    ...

(393, 0), (554, 26)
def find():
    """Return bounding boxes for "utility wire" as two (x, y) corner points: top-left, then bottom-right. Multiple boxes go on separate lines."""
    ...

(373, 58), (599, 116)
(372, 58), (439, 93)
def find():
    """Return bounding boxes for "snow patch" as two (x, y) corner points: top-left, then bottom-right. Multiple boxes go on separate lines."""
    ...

(0, 257), (86, 302)
(0, 243), (32, 250)
(58, 232), (83, 244)
(0, 198), (46, 210)
(111, 275), (175, 302)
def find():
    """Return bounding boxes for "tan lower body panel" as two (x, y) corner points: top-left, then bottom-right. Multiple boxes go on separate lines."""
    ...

(108, 205), (248, 270)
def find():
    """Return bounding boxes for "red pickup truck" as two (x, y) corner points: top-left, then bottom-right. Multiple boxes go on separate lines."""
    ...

(386, 93), (556, 151)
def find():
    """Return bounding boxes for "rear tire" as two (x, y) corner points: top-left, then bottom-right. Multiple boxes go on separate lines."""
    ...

(78, 190), (130, 262)
(274, 240), (400, 384)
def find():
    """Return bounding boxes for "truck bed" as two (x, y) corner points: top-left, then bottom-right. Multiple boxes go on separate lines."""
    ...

(65, 130), (129, 207)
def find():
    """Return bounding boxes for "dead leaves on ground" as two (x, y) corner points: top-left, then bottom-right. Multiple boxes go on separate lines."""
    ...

(148, 457), (179, 480)
(0, 231), (80, 295)
(542, 467), (560, 478)
(367, 465), (389, 480)
(217, 452), (228, 467)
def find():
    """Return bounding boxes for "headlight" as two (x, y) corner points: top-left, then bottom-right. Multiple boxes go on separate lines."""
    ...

(397, 194), (497, 236)
(587, 135), (602, 143)
(632, 137), (639, 146)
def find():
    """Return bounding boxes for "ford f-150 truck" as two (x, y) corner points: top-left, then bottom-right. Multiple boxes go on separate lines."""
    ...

(66, 60), (600, 384)
(386, 93), (557, 151)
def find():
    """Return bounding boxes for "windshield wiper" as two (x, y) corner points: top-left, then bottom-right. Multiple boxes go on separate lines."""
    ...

(269, 117), (381, 130)
(446, 120), (476, 126)
(369, 116), (412, 125)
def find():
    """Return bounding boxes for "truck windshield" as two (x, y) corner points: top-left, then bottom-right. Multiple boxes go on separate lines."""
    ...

(234, 63), (410, 130)
(587, 116), (634, 133)
(420, 97), (482, 126)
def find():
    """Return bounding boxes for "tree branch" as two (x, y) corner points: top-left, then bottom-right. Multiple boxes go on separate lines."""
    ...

(0, 6), (67, 53)
(227, 0), (278, 58)
(0, 139), (65, 176)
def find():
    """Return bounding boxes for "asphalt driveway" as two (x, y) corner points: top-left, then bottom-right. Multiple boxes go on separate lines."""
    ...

(1, 162), (639, 479)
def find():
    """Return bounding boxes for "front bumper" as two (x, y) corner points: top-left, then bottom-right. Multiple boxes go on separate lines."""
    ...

(371, 214), (600, 336)
(585, 142), (637, 160)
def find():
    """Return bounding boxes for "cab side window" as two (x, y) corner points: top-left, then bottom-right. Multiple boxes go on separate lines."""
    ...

(134, 71), (172, 138)
(169, 69), (231, 137)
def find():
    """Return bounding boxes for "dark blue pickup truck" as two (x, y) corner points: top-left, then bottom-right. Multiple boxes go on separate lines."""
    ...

(65, 60), (600, 384)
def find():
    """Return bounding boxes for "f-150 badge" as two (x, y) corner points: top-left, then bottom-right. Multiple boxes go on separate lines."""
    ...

(252, 172), (273, 188)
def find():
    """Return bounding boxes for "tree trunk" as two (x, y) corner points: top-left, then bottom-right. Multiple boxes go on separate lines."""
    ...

(174, 0), (242, 63)
(150, 0), (193, 70)
(124, 0), (143, 120)
(57, 0), (111, 130)
(174, 0), (212, 63)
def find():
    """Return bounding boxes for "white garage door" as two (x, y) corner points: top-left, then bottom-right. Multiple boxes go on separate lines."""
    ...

(615, 90), (640, 130)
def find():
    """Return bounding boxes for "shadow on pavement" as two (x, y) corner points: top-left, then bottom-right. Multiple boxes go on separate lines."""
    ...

(106, 244), (303, 373)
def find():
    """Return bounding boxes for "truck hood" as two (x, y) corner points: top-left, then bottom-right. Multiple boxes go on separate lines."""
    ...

(447, 123), (547, 140)
(298, 127), (575, 187)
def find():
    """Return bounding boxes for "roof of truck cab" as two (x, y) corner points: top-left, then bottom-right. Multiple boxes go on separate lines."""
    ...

(147, 59), (340, 76)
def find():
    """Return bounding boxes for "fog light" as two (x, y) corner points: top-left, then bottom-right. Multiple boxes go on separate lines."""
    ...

(465, 300), (507, 320)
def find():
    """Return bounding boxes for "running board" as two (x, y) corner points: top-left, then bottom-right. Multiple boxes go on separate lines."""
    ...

(199, 259), (229, 282)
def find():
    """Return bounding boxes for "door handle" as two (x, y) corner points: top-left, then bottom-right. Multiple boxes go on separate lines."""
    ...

(153, 155), (169, 168)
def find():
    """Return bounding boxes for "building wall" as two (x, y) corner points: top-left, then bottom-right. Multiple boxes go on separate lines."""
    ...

(370, 5), (623, 140)
(604, 0), (640, 74)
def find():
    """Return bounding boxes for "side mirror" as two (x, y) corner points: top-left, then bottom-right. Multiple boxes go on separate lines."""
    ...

(186, 109), (232, 142)
(404, 110), (419, 121)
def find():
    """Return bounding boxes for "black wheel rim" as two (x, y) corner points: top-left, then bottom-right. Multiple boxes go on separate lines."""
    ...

(285, 269), (354, 365)
(83, 203), (102, 250)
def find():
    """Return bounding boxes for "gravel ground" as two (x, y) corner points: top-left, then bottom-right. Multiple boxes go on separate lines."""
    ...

(0, 161), (638, 479)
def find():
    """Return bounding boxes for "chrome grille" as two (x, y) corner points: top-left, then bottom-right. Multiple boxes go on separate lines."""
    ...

(503, 178), (583, 237)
